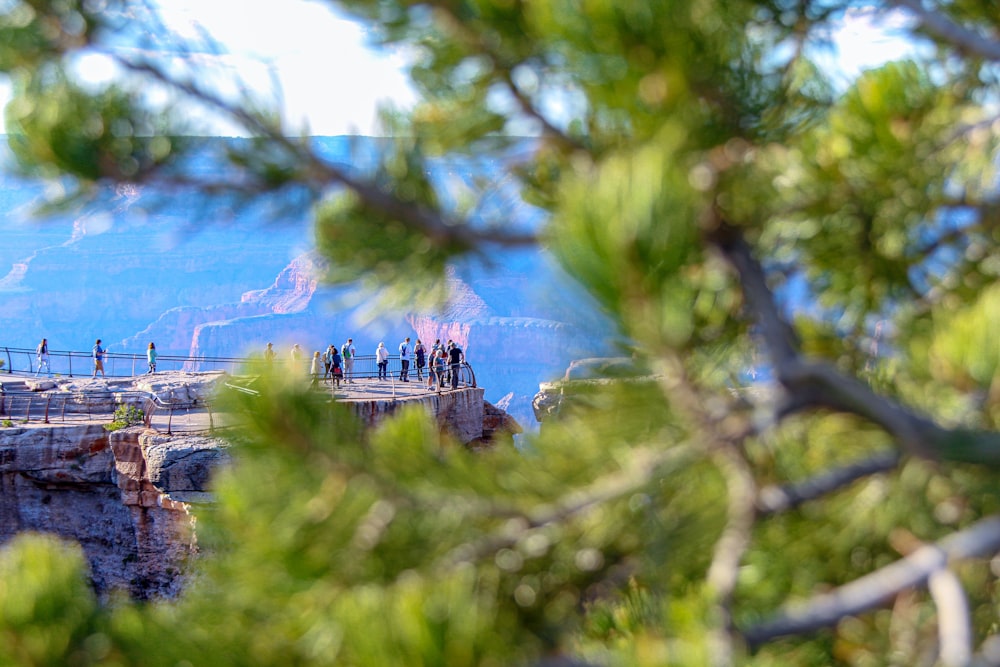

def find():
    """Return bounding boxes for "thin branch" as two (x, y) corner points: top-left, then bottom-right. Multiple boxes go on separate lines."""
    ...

(436, 445), (694, 573)
(891, 0), (1000, 61)
(112, 56), (539, 250)
(756, 450), (901, 515)
(708, 223), (800, 369)
(741, 515), (1000, 647)
(706, 441), (758, 667)
(712, 221), (1000, 465)
(929, 568), (973, 667)
(422, 0), (586, 153)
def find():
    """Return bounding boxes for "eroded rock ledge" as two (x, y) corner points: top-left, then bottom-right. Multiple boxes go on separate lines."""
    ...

(1, 376), (520, 598)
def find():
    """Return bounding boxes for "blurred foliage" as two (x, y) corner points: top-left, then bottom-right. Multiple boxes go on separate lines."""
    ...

(4, 0), (1000, 665)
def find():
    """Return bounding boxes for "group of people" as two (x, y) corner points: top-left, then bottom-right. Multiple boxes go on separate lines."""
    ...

(265, 337), (466, 390)
(34, 338), (158, 378)
(32, 335), (465, 388)
(390, 337), (466, 389)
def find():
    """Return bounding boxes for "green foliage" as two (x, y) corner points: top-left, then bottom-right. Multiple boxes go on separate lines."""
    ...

(103, 404), (144, 432)
(0, 534), (102, 666)
(4, 0), (1000, 665)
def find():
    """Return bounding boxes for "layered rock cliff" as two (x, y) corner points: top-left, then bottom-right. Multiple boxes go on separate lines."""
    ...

(0, 422), (223, 598)
(1, 373), (518, 599)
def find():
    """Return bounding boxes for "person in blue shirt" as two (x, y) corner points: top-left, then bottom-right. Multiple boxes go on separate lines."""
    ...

(398, 337), (411, 382)
(147, 342), (158, 374)
(92, 339), (106, 378)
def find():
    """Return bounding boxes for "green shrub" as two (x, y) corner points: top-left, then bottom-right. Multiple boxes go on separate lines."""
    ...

(104, 404), (144, 432)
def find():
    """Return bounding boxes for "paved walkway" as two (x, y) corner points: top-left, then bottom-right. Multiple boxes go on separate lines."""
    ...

(1, 370), (474, 434)
(311, 374), (466, 402)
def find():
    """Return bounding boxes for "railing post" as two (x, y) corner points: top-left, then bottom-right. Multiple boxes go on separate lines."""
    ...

(44, 395), (50, 424)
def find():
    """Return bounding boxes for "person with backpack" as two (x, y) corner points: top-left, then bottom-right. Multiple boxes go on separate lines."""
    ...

(330, 345), (343, 388)
(341, 338), (356, 383)
(147, 342), (158, 374)
(92, 339), (106, 378)
(323, 344), (335, 380)
(434, 348), (448, 390)
(414, 339), (426, 381)
(35, 338), (50, 375)
(398, 337), (411, 382)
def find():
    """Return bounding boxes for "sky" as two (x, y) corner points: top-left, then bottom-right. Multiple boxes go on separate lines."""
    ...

(0, 2), (917, 137)
(146, 0), (417, 135)
(0, 0), (417, 136)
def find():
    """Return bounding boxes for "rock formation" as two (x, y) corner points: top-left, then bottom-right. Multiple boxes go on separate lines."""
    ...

(1, 371), (519, 599)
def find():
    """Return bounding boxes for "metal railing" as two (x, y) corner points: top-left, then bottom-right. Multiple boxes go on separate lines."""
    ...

(0, 386), (213, 434)
(1, 347), (246, 378)
(0, 346), (477, 434)
(1, 346), (477, 388)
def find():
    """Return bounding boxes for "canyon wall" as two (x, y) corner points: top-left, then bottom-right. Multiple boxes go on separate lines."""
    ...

(0, 136), (615, 433)
(0, 423), (217, 598)
(0, 379), (515, 599)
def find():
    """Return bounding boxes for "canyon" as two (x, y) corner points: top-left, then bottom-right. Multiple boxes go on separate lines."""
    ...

(0, 371), (518, 598)
(0, 136), (614, 431)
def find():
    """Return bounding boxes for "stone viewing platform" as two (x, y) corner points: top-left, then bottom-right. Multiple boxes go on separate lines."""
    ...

(1, 368), (520, 598)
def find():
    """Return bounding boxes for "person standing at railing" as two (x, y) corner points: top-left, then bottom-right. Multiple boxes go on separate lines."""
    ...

(330, 345), (343, 388)
(310, 351), (322, 387)
(398, 337), (411, 382)
(341, 338), (355, 383)
(92, 339), (106, 378)
(376, 342), (389, 380)
(35, 338), (49, 375)
(414, 339), (426, 381)
(323, 344), (335, 380)
(147, 342), (157, 374)
(433, 348), (447, 390)
(264, 342), (275, 367)
(448, 341), (465, 390)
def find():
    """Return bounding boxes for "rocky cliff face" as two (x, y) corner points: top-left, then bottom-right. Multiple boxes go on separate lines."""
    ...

(0, 422), (224, 598)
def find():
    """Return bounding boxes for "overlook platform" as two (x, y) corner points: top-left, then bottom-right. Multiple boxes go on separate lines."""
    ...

(0, 354), (513, 447)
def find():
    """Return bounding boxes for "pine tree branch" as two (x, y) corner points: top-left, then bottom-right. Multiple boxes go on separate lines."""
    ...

(741, 515), (1000, 648)
(436, 445), (694, 572)
(111, 56), (539, 251)
(756, 450), (901, 515)
(890, 0), (1000, 61)
(711, 221), (1000, 466)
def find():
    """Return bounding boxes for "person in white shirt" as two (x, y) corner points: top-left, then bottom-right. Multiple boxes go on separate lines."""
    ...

(376, 342), (389, 380)
(341, 338), (356, 383)
(35, 338), (50, 375)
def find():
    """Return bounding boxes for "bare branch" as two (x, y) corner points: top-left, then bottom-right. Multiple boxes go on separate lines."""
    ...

(437, 445), (695, 573)
(709, 223), (799, 369)
(756, 450), (901, 515)
(741, 515), (1000, 647)
(929, 568), (973, 667)
(707, 442), (758, 667)
(712, 221), (1000, 465)
(891, 0), (1000, 61)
